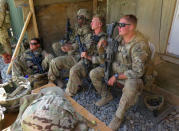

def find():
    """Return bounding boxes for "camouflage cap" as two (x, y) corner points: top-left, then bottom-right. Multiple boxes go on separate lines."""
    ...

(77, 8), (90, 20)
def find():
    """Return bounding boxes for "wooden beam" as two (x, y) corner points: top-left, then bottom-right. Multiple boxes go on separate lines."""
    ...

(7, 11), (32, 74)
(29, 0), (39, 37)
(14, 0), (90, 7)
(93, 0), (98, 14)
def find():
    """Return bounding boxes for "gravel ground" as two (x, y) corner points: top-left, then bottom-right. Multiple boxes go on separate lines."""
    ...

(69, 79), (179, 131)
(0, 57), (12, 83)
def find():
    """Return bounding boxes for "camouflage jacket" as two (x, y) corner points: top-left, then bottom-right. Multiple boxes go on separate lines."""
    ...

(88, 31), (107, 65)
(69, 24), (92, 61)
(8, 87), (93, 131)
(112, 31), (151, 79)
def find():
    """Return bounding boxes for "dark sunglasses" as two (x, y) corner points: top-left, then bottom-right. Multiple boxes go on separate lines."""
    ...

(30, 42), (39, 45)
(77, 15), (85, 20)
(117, 23), (131, 28)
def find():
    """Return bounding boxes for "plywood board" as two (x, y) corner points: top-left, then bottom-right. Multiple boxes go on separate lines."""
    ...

(107, 0), (137, 23)
(136, 0), (162, 52)
(160, 0), (177, 54)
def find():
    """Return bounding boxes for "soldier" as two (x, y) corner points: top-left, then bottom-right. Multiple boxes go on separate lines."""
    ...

(12, 38), (54, 81)
(65, 14), (108, 96)
(0, 0), (12, 59)
(90, 15), (151, 130)
(7, 87), (94, 131)
(52, 8), (91, 57)
(48, 9), (91, 86)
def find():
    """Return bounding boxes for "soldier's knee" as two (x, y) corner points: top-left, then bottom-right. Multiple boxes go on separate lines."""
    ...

(89, 69), (96, 80)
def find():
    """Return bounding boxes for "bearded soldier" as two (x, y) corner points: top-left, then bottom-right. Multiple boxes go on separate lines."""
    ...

(0, 0), (12, 62)
(90, 15), (151, 130)
(48, 9), (92, 86)
(65, 14), (107, 96)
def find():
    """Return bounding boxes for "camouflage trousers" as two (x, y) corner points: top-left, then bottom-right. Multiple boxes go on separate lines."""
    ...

(66, 60), (87, 95)
(90, 66), (144, 120)
(48, 55), (77, 81)
(0, 29), (12, 55)
(52, 41), (67, 57)
(90, 66), (111, 97)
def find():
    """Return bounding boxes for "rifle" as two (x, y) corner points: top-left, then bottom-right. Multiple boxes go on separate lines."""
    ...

(60, 18), (72, 45)
(25, 51), (44, 74)
(104, 22), (119, 85)
(76, 35), (91, 73)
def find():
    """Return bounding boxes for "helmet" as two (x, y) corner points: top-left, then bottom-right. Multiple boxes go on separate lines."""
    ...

(21, 87), (88, 131)
(77, 8), (90, 20)
(0, 77), (31, 111)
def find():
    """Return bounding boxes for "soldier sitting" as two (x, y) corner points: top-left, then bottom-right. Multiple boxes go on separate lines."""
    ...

(65, 14), (107, 96)
(52, 8), (91, 57)
(90, 14), (151, 130)
(12, 38), (54, 87)
(48, 9), (92, 86)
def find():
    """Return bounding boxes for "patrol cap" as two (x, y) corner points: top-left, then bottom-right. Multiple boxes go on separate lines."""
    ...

(77, 8), (90, 20)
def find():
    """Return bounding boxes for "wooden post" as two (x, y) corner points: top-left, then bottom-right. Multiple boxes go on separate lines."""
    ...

(93, 0), (98, 14)
(29, 0), (39, 37)
(7, 11), (32, 74)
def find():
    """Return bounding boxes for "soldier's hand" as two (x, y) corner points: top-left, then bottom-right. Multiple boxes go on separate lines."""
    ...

(97, 40), (107, 48)
(61, 45), (72, 52)
(108, 76), (116, 86)
(81, 52), (88, 58)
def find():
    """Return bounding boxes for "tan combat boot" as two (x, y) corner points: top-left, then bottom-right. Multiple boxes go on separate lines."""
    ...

(95, 95), (113, 106)
(108, 116), (122, 131)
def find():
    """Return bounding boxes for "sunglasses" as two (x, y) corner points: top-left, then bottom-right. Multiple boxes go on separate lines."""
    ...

(77, 15), (85, 20)
(30, 42), (39, 45)
(117, 23), (131, 28)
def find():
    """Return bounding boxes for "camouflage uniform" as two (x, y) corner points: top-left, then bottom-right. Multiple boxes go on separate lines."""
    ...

(66, 32), (107, 96)
(8, 87), (94, 131)
(52, 8), (91, 57)
(90, 32), (151, 120)
(48, 25), (91, 82)
(0, 0), (12, 55)
(12, 48), (54, 79)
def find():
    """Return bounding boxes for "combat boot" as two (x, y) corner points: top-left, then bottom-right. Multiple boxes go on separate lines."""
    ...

(95, 94), (113, 106)
(108, 116), (122, 131)
(65, 87), (74, 97)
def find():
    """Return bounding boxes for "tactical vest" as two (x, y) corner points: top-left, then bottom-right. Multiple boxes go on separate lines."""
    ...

(113, 32), (152, 79)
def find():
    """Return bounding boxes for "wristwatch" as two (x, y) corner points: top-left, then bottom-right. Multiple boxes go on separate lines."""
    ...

(114, 73), (119, 79)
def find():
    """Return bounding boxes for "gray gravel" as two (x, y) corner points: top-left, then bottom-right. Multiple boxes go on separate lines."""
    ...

(66, 79), (179, 131)
(0, 57), (12, 83)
